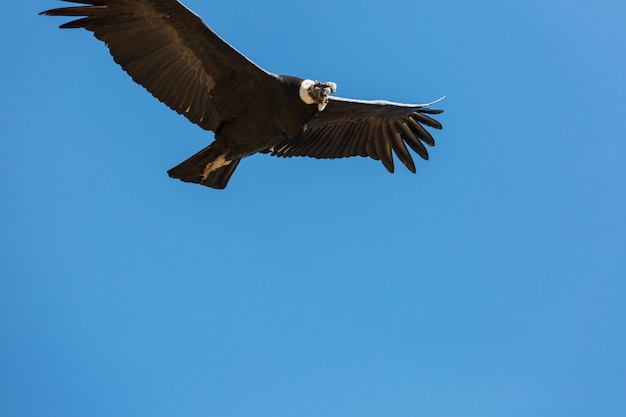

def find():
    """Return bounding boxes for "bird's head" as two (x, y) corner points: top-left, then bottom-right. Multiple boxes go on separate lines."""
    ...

(299, 79), (337, 111)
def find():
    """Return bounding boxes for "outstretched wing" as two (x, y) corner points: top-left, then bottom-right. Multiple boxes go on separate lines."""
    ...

(267, 96), (443, 173)
(41, 0), (275, 132)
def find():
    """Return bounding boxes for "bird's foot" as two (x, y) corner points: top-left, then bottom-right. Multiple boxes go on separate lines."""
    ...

(201, 154), (231, 180)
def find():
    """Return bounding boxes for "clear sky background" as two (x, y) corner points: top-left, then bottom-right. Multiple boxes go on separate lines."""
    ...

(2, 1), (625, 416)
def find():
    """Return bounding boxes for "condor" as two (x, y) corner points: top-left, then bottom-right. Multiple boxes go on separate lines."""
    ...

(41, 0), (443, 189)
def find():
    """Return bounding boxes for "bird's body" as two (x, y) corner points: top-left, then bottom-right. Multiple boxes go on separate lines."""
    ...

(168, 75), (321, 187)
(41, 0), (443, 189)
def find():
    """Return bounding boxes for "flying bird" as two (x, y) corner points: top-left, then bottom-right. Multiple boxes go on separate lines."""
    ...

(41, 0), (443, 189)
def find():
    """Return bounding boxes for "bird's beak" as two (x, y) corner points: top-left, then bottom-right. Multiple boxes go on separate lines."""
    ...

(309, 81), (337, 111)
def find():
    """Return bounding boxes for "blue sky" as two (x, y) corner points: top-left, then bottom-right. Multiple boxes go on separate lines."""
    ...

(2, 1), (625, 416)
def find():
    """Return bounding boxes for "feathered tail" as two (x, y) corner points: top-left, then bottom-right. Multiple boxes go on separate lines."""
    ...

(167, 145), (240, 190)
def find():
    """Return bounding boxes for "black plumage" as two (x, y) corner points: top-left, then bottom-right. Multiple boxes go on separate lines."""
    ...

(41, 0), (443, 189)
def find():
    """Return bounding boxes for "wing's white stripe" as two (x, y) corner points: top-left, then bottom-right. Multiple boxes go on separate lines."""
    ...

(330, 95), (445, 108)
